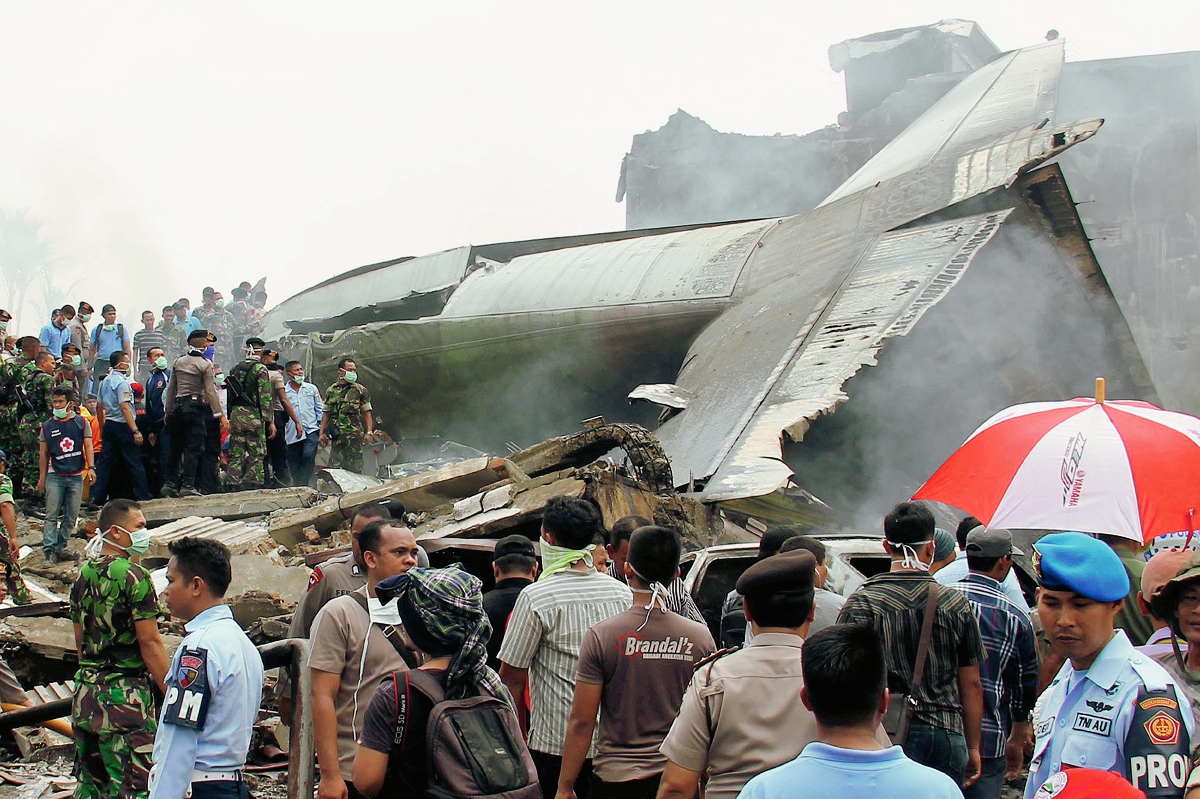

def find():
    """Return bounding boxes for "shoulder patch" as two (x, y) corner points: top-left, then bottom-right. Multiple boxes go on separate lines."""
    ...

(694, 646), (739, 672)
(1127, 686), (1192, 796)
(307, 566), (324, 591)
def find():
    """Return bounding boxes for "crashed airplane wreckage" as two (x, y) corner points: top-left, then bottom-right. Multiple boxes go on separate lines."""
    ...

(267, 38), (1155, 518)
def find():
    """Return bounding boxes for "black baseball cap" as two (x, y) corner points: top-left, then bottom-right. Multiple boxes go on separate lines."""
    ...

(493, 535), (536, 561)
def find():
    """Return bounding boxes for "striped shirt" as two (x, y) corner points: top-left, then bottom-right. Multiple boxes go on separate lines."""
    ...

(948, 573), (1038, 758)
(497, 567), (632, 755)
(132, 328), (167, 364)
(606, 562), (706, 624)
(838, 571), (984, 736)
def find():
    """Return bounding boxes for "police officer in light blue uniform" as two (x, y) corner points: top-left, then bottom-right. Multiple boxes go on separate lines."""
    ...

(1026, 532), (1194, 799)
(149, 537), (264, 799)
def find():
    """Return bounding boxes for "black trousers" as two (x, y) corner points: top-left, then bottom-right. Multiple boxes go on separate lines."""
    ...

(166, 399), (209, 490)
(590, 773), (661, 799)
(92, 421), (152, 502)
(531, 750), (592, 799)
(265, 409), (290, 485)
(199, 414), (222, 494)
(190, 780), (251, 799)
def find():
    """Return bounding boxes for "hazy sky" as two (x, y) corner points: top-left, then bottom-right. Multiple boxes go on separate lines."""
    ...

(1, 1), (1195, 336)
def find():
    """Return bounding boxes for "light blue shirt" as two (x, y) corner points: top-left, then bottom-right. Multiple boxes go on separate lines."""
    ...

(1025, 630), (1195, 797)
(737, 742), (963, 799)
(182, 314), (203, 336)
(91, 323), (131, 359)
(39, 321), (72, 357)
(97, 370), (134, 418)
(935, 551), (1029, 612)
(285, 380), (324, 444)
(150, 604), (264, 799)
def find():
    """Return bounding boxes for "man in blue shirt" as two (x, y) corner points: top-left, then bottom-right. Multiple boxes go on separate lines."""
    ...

(1025, 532), (1194, 798)
(150, 537), (263, 799)
(91, 352), (152, 504)
(948, 527), (1039, 799)
(88, 304), (132, 392)
(737, 623), (963, 799)
(40, 305), (75, 359)
(283, 360), (323, 488)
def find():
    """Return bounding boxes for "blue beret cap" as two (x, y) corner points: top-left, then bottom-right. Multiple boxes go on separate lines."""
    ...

(1033, 532), (1130, 601)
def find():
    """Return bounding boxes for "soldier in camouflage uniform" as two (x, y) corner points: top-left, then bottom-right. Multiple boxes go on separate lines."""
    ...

(18, 351), (57, 507)
(192, 288), (236, 371)
(0, 451), (31, 605)
(319, 357), (376, 474)
(70, 499), (168, 799)
(0, 337), (39, 497)
(221, 337), (274, 490)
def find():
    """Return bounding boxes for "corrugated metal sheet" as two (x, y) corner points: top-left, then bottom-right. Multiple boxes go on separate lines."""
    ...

(441, 220), (773, 317)
(145, 516), (274, 559)
(822, 40), (1064, 206)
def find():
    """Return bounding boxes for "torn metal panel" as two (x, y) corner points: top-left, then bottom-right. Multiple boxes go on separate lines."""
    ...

(143, 516), (275, 560)
(822, 40), (1066, 206)
(706, 212), (1010, 500)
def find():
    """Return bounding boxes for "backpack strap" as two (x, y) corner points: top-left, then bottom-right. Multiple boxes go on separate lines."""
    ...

(350, 592), (421, 670)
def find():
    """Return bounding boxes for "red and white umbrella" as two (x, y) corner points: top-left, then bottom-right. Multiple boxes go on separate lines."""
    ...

(913, 380), (1200, 543)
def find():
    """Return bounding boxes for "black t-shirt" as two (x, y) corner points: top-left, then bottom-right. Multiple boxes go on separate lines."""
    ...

(360, 669), (448, 798)
(482, 578), (532, 669)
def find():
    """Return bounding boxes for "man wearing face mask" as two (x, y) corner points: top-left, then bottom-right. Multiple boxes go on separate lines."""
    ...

(284, 360), (323, 488)
(37, 387), (93, 564)
(163, 331), (229, 498)
(71, 499), (170, 799)
(61, 343), (85, 399)
(221, 337), (274, 492)
(320, 358), (375, 475)
(92, 352), (153, 503)
(259, 348), (301, 488)
(17, 350), (58, 514)
(193, 289), (235, 371)
(40, 304), (75, 359)
(68, 302), (94, 388)
(308, 520), (423, 799)
(88, 304), (132, 392)
(837, 501), (986, 789)
(142, 348), (171, 497)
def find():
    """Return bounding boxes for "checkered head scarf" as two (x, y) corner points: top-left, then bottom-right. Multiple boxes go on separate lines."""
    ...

(378, 567), (510, 705)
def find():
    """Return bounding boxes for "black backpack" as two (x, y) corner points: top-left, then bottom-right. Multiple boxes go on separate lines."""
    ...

(392, 669), (539, 799)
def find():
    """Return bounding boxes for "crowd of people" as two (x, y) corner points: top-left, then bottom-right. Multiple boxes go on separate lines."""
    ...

(0, 289), (379, 567)
(0, 483), (1194, 799)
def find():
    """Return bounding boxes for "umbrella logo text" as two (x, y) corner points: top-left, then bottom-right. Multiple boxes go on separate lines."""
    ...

(1061, 433), (1087, 507)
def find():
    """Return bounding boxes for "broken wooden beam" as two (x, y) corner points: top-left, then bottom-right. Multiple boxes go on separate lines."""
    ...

(138, 487), (316, 526)
(268, 457), (511, 546)
(415, 476), (586, 541)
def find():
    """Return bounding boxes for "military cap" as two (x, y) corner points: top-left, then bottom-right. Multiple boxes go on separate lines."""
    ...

(262, 347), (279, 359)
(206, 332), (218, 343)
(1142, 547), (1194, 602)
(231, 286), (249, 298)
(0, 309), (10, 322)
(1032, 532), (1129, 601)
(77, 301), (93, 313)
(736, 550), (817, 598)
(493, 534), (536, 562)
(186, 329), (209, 344)
(1149, 550), (1200, 625)
(202, 286), (216, 296)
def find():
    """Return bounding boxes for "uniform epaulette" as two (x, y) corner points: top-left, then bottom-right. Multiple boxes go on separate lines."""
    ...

(693, 646), (739, 672)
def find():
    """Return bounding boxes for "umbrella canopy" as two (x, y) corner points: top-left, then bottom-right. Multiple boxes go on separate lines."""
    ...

(913, 381), (1200, 543)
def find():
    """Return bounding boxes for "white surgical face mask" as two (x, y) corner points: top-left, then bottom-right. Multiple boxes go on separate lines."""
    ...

(367, 595), (402, 626)
(900, 543), (932, 571)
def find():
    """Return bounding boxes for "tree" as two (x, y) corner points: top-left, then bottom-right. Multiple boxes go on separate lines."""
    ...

(0, 207), (58, 333)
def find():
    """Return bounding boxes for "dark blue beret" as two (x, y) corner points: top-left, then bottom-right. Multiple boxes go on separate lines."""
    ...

(1033, 532), (1129, 602)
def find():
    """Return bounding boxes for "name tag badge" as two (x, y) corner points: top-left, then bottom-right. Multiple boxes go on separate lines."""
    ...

(162, 647), (212, 730)
(1073, 713), (1113, 736)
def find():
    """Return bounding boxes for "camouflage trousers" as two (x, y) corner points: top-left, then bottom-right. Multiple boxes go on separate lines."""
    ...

(0, 412), (22, 495)
(330, 435), (365, 474)
(0, 555), (30, 605)
(17, 416), (42, 500)
(72, 675), (156, 799)
(222, 409), (267, 488)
